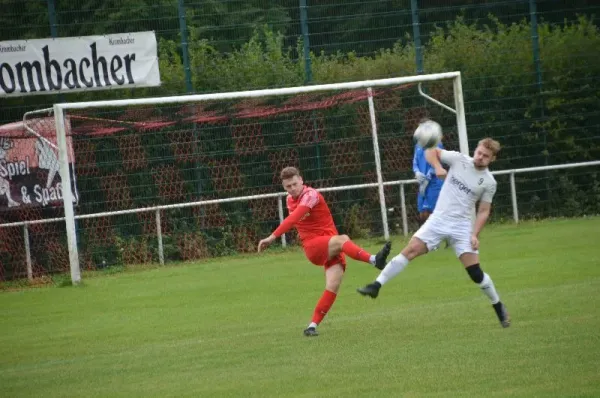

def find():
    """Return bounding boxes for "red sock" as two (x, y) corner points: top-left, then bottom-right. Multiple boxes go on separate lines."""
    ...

(311, 290), (337, 325)
(341, 240), (372, 263)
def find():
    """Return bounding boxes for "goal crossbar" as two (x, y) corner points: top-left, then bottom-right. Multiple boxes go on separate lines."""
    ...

(53, 72), (461, 110)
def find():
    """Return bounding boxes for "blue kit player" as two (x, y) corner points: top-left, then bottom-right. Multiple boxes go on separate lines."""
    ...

(413, 140), (444, 223)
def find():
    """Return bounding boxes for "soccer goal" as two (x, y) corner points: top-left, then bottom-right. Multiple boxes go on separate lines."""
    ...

(8, 72), (469, 284)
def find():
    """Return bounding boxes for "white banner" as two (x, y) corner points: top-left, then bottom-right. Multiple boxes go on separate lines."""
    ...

(0, 31), (161, 97)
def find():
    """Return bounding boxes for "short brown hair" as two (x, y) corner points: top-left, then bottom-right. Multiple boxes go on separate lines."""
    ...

(478, 138), (501, 156)
(280, 166), (300, 180)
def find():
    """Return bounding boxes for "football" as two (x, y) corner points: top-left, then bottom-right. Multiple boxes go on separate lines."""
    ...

(413, 119), (443, 149)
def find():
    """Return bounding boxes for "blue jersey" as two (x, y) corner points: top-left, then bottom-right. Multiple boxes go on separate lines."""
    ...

(413, 142), (444, 188)
(413, 142), (444, 212)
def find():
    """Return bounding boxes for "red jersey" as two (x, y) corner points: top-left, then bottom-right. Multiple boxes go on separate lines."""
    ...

(286, 186), (338, 243)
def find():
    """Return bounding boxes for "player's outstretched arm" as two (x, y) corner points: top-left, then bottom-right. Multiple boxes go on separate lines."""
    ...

(412, 146), (420, 175)
(471, 201), (492, 250)
(413, 146), (428, 186)
(425, 148), (447, 179)
(257, 235), (277, 252)
(257, 205), (311, 252)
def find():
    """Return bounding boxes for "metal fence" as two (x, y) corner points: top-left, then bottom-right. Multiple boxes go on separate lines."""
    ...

(3, 159), (599, 281)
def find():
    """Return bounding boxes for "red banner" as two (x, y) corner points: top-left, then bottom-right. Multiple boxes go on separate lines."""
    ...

(0, 117), (78, 210)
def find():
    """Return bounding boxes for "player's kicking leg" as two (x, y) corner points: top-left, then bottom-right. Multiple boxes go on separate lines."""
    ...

(459, 252), (510, 328)
(302, 237), (391, 336)
(303, 262), (344, 337)
(357, 216), (444, 298)
(356, 237), (428, 298)
(328, 235), (392, 270)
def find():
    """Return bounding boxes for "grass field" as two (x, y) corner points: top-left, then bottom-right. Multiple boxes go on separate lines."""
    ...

(1, 217), (600, 397)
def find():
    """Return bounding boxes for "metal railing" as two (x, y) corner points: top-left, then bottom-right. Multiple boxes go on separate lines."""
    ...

(2, 159), (599, 281)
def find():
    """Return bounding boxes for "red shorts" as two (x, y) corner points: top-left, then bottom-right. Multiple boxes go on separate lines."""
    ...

(303, 236), (346, 271)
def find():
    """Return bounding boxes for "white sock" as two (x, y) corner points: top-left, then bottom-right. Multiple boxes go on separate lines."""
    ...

(479, 273), (500, 304)
(369, 255), (376, 265)
(376, 254), (409, 286)
(308, 322), (318, 329)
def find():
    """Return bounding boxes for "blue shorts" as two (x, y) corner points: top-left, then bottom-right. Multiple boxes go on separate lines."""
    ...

(417, 185), (442, 213)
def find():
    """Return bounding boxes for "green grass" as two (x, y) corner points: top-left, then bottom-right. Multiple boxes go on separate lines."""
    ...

(1, 218), (600, 397)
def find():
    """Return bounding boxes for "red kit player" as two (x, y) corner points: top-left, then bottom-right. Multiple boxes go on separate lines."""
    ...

(258, 167), (391, 336)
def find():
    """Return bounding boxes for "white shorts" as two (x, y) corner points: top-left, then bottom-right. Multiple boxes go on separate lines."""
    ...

(413, 215), (477, 258)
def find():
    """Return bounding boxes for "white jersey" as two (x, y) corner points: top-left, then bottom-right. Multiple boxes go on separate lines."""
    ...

(432, 150), (497, 220)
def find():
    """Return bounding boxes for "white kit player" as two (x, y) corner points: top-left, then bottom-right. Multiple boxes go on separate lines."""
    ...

(357, 138), (510, 328)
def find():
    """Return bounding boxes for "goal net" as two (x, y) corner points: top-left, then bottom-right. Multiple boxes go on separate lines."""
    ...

(1, 72), (467, 284)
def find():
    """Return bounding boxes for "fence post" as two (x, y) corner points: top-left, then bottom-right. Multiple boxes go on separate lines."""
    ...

(177, 0), (204, 209)
(156, 209), (165, 265)
(410, 0), (424, 75)
(299, 0), (323, 180)
(510, 172), (519, 224)
(529, 0), (551, 208)
(299, 0), (313, 84)
(400, 183), (408, 237)
(177, 0), (193, 93)
(277, 196), (287, 248)
(23, 224), (33, 281)
(529, 0), (543, 98)
(47, 0), (58, 37)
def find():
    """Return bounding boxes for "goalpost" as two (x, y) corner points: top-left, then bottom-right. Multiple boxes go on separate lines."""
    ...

(48, 71), (468, 284)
